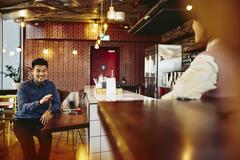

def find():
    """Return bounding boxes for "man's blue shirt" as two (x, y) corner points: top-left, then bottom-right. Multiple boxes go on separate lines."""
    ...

(15, 79), (61, 119)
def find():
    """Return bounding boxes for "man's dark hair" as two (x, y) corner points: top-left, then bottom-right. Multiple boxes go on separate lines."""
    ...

(32, 58), (48, 68)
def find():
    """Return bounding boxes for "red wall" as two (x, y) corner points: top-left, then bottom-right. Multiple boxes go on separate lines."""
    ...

(24, 22), (161, 91)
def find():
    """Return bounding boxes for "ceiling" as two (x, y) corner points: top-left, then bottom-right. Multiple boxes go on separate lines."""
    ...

(0, 0), (158, 25)
(0, 0), (192, 35)
(129, 0), (192, 35)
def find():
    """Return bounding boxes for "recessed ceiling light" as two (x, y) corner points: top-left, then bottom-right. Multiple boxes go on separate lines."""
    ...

(186, 5), (193, 11)
(124, 25), (128, 29)
(144, 15), (150, 20)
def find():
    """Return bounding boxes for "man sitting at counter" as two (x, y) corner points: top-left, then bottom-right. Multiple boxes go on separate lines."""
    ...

(162, 17), (234, 100)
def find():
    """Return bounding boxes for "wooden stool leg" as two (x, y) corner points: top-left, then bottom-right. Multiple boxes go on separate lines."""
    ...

(78, 129), (84, 144)
(72, 130), (74, 151)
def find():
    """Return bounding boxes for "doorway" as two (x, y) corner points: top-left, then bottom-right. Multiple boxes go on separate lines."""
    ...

(90, 47), (119, 85)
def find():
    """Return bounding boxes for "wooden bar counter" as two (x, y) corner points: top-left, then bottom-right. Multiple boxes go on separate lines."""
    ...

(98, 99), (240, 160)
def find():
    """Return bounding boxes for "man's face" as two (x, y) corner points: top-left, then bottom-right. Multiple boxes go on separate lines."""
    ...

(32, 65), (48, 83)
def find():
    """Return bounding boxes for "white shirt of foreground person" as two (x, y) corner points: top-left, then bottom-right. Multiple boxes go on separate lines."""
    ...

(161, 39), (219, 100)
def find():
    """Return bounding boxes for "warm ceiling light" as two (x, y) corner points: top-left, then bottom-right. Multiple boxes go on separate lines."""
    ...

(99, 31), (104, 38)
(95, 43), (99, 49)
(43, 48), (49, 54)
(96, 37), (101, 45)
(144, 15), (150, 20)
(72, 49), (78, 55)
(124, 25), (129, 29)
(93, 20), (98, 28)
(186, 5), (193, 11)
(20, 21), (25, 27)
(92, 28), (97, 33)
(107, 5), (116, 19)
(103, 22), (108, 32)
(16, 46), (22, 52)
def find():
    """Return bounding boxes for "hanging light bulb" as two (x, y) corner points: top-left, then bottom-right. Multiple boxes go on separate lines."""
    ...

(103, 21), (108, 32)
(72, 49), (78, 55)
(93, 20), (98, 28)
(107, 0), (115, 20)
(99, 30), (104, 38)
(95, 43), (99, 49)
(97, 37), (101, 45)
(20, 21), (25, 27)
(92, 20), (98, 32)
(107, 6), (116, 19)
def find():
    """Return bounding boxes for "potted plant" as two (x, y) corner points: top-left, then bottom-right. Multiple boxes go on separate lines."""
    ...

(1, 65), (21, 89)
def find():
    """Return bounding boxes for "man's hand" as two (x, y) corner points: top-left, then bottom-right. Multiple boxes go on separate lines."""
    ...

(40, 110), (53, 125)
(40, 94), (52, 104)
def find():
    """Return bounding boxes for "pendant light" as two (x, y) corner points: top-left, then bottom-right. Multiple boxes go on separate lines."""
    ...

(103, 21), (108, 32)
(107, 0), (116, 19)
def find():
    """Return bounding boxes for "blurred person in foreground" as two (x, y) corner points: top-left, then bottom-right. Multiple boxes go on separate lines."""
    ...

(13, 58), (61, 160)
(191, 0), (240, 98)
(162, 18), (220, 100)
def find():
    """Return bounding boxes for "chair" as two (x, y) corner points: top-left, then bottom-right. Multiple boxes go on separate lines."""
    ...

(55, 90), (88, 151)
(0, 95), (17, 124)
(0, 122), (5, 144)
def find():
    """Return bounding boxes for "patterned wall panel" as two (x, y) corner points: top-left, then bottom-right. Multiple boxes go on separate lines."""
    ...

(26, 22), (161, 42)
(24, 39), (153, 91)
(24, 22), (160, 91)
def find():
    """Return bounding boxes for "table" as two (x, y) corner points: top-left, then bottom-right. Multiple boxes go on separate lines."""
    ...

(98, 98), (240, 160)
(41, 111), (88, 134)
